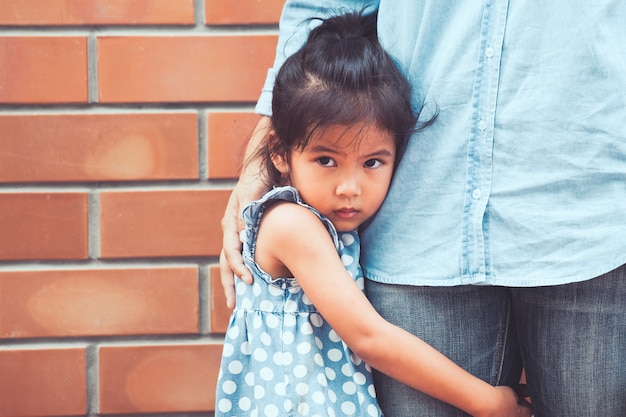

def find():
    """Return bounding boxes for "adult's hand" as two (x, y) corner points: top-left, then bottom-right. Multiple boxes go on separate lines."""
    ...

(219, 116), (272, 308)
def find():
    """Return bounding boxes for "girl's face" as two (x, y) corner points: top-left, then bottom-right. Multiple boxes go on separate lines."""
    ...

(272, 123), (396, 232)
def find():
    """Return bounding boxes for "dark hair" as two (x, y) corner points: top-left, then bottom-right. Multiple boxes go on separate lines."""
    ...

(262, 10), (435, 185)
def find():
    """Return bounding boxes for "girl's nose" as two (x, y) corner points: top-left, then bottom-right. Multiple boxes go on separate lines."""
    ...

(335, 176), (361, 197)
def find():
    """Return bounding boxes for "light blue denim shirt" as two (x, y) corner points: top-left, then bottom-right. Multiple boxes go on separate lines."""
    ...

(256, 0), (626, 287)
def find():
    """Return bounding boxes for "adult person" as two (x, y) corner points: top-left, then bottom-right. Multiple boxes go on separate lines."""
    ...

(220, 1), (626, 416)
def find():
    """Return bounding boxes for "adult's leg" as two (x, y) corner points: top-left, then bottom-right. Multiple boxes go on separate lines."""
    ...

(511, 264), (626, 417)
(365, 281), (522, 417)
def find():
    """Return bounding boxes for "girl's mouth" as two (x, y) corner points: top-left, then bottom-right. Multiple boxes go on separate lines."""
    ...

(334, 208), (359, 219)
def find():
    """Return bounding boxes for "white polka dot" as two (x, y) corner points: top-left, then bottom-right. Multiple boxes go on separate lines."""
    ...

(328, 407), (337, 417)
(341, 401), (356, 415)
(239, 397), (251, 411)
(264, 404), (279, 417)
(266, 314), (280, 328)
(341, 254), (354, 266)
(315, 337), (324, 349)
(260, 300), (274, 311)
(350, 352), (362, 365)
(285, 300), (298, 312)
(245, 372), (255, 386)
(328, 329), (341, 342)
(240, 341), (250, 355)
(222, 380), (237, 395)
(368, 383), (376, 397)
(295, 382), (309, 395)
(353, 372), (366, 385)
(282, 331), (294, 345)
(228, 360), (243, 374)
(293, 365), (307, 378)
(314, 353), (324, 367)
(252, 282), (262, 296)
(310, 313), (323, 327)
(240, 297), (253, 309)
(260, 332), (272, 346)
(260, 367), (274, 381)
(327, 348), (343, 362)
(283, 352), (293, 365)
(343, 381), (357, 395)
(341, 363), (353, 377)
(312, 391), (326, 404)
(284, 398), (293, 413)
(253, 348), (267, 362)
(272, 351), (284, 366)
(254, 385), (265, 399)
(358, 391), (364, 404)
(367, 404), (379, 416)
(268, 284), (283, 296)
(274, 382), (286, 396)
(317, 373), (328, 387)
(297, 342), (311, 355)
(218, 398), (232, 412)
(342, 233), (355, 246)
(253, 315), (263, 329)
(251, 408), (258, 417)
(301, 322), (313, 334)
(302, 292), (314, 305)
(325, 367), (336, 380)
(288, 285), (301, 294)
(221, 343), (234, 357)
(356, 277), (365, 289)
(297, 402), (310, 415)
(227, 325), (240, 339)
(236, 281), (247, 295)
(328, 389), (337, 403)
(284, 314), (296, 327)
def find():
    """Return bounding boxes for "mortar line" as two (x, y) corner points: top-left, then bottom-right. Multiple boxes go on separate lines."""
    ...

(88, 191), (100, 260)
(87, 34), (99, 104)
(198, 109), (209, 180)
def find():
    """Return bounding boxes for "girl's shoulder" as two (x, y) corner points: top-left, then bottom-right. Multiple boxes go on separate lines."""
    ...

(243, 186), (339, 247)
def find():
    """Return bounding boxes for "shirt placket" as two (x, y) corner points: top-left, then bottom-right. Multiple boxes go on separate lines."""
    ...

(461, 0), (509, 281)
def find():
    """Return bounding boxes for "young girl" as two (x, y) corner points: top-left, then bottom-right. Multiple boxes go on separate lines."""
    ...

(215, 11), (531, 417)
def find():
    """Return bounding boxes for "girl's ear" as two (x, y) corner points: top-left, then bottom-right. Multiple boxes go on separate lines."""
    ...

(269, 131), (289, 176)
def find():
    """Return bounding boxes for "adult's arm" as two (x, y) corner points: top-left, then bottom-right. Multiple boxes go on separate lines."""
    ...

(219, 0), (376, 308)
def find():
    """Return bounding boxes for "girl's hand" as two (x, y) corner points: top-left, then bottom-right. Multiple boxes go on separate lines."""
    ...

(474, 386), (532, 417)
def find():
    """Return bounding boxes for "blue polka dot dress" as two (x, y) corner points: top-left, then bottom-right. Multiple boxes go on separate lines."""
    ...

(215, 186), (383, 417)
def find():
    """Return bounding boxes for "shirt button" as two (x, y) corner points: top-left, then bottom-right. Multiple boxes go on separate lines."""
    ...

(472, 189), (482, 200)
(485, 47), (494, 58)
(477, 119), (487, 131)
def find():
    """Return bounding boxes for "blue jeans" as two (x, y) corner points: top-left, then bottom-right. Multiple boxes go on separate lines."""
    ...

(365, 264), (626, 417)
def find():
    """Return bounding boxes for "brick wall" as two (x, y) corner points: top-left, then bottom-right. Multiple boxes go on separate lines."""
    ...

(0, 1), (282, 416)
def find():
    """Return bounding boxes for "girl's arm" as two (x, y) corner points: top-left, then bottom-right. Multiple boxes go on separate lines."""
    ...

(258, 203), (530, 417)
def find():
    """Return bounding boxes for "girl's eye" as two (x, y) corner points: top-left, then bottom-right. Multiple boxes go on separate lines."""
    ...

(317, 156), (336, 167)
(364, 159), (383, 168)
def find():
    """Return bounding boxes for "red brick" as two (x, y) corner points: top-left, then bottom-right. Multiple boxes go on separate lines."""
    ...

(209, 266), (231, 333)
(98, 35), (277, 103)
(0, 193), (88, 261)
(206, 0), (283, 25)
(100, 189), (230, 258)
(99, 344), (222, 413)
(0, 37), (87, 104)
(0, 267), (199, 338)
(0, 113), (198, 183)
(0, 0), (194, 25)
(0, 348), (86, 417)
(207, 112), (260, 179)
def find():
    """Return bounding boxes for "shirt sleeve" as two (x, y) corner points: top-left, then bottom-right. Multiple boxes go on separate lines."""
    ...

(255, 0), (379, 116)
